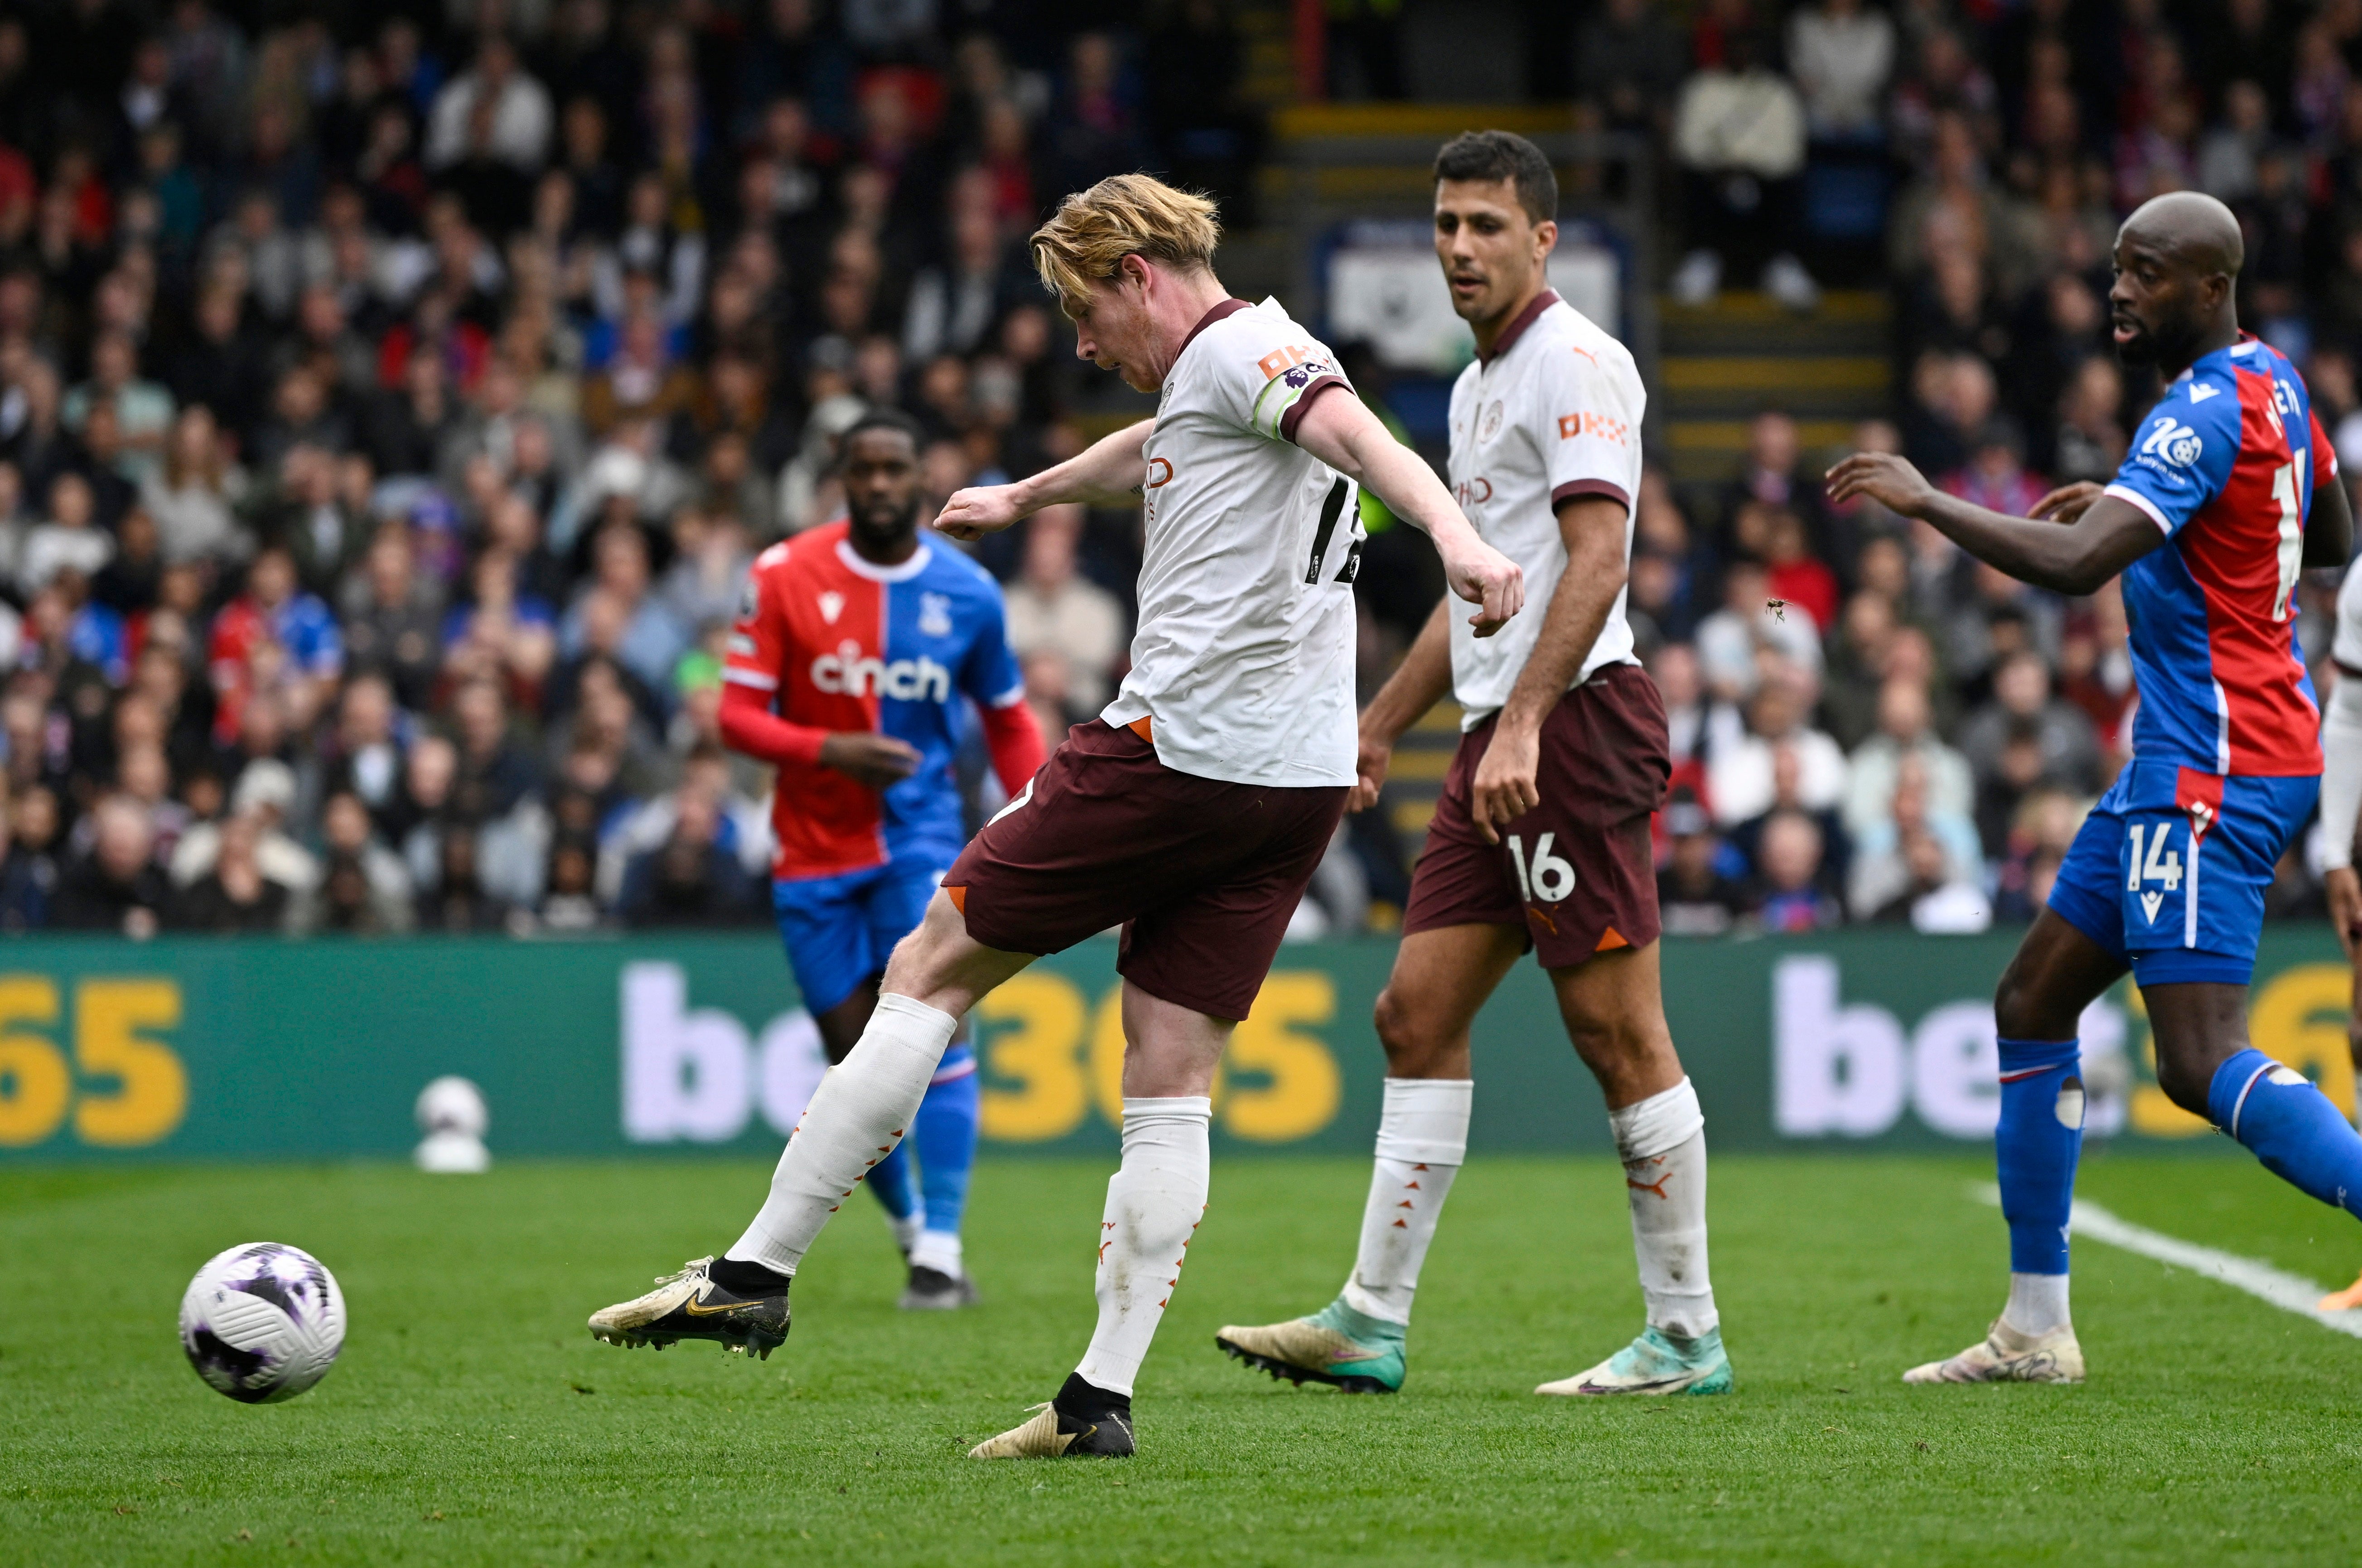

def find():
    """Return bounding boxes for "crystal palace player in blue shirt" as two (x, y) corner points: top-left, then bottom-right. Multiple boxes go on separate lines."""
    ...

(1829, 191), (2357, 1384)
(715, 409), (1045, 1310)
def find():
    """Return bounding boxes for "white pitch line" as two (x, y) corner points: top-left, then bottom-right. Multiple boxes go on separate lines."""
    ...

(1973, 1184), (2362, 1340)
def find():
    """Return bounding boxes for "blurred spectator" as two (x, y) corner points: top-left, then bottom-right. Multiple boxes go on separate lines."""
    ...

(19, 473), (114, 597)
(1671, 29), (1815, 310)
(169, 811), (291, 933)
(1787, 0), (1893, 141)
(1842, 677), (1974, 844)
(1747, 808), (1843, 933)
(618, 786), (754, 926)
(1003, 505), (1124, 712)
(1657, 788), (1746, 937)
(417, 822), (510, 932)
(1695, 560), (1823, 704)
(51, 794), (168, 936)
(172, 760), (318, 899)
(1707, 671), (1847, 829)
(0, 785), (58, 930)
(427, 36), (554, 174)
(143, 406), (251, 567)
(1959, 649), (2103, 799)
(314, 788), (413, 933)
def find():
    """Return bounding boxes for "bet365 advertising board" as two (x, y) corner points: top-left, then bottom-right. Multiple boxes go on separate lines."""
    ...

(0, 931), (2351, 1163)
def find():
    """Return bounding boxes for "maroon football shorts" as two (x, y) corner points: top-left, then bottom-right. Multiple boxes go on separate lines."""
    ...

(943, 719), (1347, 1022)
(1402, 662), (1670, 967)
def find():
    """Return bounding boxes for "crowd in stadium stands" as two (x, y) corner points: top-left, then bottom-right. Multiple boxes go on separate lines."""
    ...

(0, 0), (2350, 940)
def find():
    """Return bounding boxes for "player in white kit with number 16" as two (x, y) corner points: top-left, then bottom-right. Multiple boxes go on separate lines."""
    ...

(1218, 130), (1732, 1399)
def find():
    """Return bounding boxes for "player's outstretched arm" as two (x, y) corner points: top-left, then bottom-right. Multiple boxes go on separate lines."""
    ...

(934, 420), (1155, 540)
(1292, 388), (1525, 637)
(1826, 451), (2162, 596)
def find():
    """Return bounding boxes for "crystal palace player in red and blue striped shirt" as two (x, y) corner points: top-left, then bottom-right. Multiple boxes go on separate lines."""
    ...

(717, 409), (1044, 1310)
(1831, 192), (2358, 1385)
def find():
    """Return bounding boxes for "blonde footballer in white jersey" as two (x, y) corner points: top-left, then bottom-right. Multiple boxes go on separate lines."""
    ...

(1218, 130), (1734, 1399)
(584, 173), (1523, 1459)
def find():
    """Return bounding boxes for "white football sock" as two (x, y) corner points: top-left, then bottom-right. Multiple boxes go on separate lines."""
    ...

(910, 1229), (964, 1278)
(2003, 1271), (2071, 1336)
(1073, 1096), (1211, 1397)
(727, 994), (956, 1276)
(890, 1213), (925, 1256)
(1612, 1076), (1719, 1340)
(1340, 1077), (1473, 1326)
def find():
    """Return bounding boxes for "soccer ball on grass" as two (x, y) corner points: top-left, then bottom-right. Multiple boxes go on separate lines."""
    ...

(178, 1243), (347, 1403)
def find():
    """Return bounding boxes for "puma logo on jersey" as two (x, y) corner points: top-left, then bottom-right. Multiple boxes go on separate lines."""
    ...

(818, 591), (846, 624)
(811, 646), (952, 701)
(2140, 418), (2203, 467)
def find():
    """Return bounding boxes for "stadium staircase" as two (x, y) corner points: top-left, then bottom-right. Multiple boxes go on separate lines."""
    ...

(1656, 289), (1893, 484)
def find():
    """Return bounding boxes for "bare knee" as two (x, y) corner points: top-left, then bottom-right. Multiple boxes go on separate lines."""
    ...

(1563, 1008), (1674, 1104)
(2153, 1049), (2217, 1118)
(1993, 958), (2078, 1042)
(1373, 984), (1467, 1079)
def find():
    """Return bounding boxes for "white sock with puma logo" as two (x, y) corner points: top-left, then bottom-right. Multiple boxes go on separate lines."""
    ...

(1612, 1076), (1717, 1340)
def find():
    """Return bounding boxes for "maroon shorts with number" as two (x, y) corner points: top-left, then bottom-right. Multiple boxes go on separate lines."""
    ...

(943, 719), (1348, 1022)
(1403, 662), (1670, 967)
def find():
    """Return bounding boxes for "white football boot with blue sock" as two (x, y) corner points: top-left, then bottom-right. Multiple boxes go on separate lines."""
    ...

(1907, 1037), (2086, 1384)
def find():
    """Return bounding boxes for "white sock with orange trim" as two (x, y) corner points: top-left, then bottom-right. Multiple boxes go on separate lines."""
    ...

(726, 994), (956, 1276)
(1073, 1096), (1211, 1397)
(1339, 1078), (1473, 1326)
(1612, 1076), (1718, 1339)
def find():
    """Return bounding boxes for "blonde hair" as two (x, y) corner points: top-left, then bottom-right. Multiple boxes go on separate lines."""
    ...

(1029, 174), (1222, 317)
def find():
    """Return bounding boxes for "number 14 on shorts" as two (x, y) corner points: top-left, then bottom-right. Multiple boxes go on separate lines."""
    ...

(1507, 833), (1577, 904)
(2126, 820), (2183, 924)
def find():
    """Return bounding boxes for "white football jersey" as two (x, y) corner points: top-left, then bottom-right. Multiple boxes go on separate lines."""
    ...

(1444, 290), (1646, 728)
(2336, 540), (2362, 671)
(1103, 296), (1362, 787)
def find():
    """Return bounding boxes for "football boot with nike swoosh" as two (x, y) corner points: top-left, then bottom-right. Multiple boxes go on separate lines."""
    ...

(587, 1256), (789, 1359)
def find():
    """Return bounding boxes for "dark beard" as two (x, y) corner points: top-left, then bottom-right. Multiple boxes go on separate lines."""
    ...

(847, 498), (919, 553)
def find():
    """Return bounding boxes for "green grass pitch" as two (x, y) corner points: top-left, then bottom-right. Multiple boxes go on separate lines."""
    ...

(5, 1151), (2362, 1565)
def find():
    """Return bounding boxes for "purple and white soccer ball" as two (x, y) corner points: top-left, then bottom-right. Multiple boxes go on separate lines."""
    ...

(178, 1243), (347, 1403)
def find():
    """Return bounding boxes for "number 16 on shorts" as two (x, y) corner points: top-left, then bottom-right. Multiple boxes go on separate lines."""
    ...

(2125, 819), (2184, 928)
(1507, 832), (1577, 905)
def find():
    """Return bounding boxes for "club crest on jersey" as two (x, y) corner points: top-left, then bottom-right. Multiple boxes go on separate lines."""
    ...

(818, 590), (846, 625)
(918, 592), (953, 638)
(735, 574), (758, 620)
(1480, 401), (1504, 442)
(2140, 418), (2203, 468)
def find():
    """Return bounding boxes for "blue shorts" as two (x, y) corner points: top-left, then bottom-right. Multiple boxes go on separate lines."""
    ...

(2047, 761), (2319, 987)
(773, 858), (948, 1017)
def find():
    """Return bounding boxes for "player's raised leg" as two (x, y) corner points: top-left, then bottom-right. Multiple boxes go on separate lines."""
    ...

(1217, 922), (1515, 1393)
(588, 893), (1029, 1354)
(1904, 909), (2121, 1384)
(809, 976), (926, 1260)
(1535, 939), (1731, 1396)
